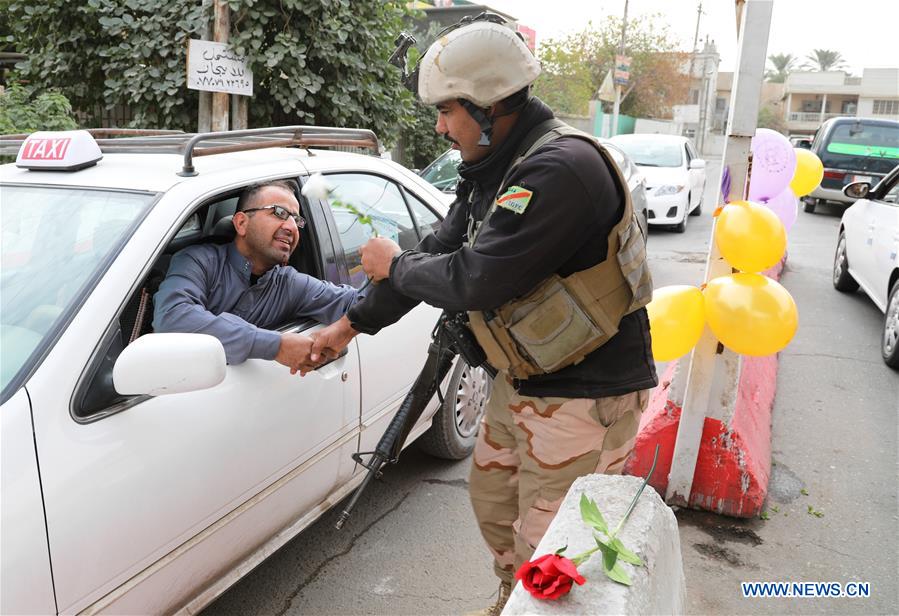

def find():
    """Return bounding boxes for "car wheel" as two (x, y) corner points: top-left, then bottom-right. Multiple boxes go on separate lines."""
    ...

(803, 198), (816, 213)
(673, 203), (687, 233)
(883, 280), (899, 369)
(832, 231), (859, 292)
(419, 360), (492, 460)
(690, 194), (702, 216)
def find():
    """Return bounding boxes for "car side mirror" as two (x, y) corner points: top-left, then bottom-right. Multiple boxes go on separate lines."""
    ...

(689, 159), (706, 170)
(796, 140), (812, 149)
(843, 181), (870, 200)
(113, 333), (226, 396)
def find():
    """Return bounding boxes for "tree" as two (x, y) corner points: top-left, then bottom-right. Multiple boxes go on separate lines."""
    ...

(803, 49), (846, 72)
(396, 19), (450, 169)
(5, 0), (415, 145)
(0, 84), (78, 134)
(532, 14), (690, 119)
(765, 53), (796, 83)
(757, 104), (786, 134)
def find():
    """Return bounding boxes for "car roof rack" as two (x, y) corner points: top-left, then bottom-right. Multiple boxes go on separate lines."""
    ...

(0, 125), (382, 176)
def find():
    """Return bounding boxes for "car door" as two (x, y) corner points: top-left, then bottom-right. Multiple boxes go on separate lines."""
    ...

(870, 176), (899, 309)
(28, 182), (361, 614)
(317, 171), (442, 453)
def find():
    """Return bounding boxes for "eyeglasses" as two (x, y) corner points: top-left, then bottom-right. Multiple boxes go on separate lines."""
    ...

(242, 204), (306, 228)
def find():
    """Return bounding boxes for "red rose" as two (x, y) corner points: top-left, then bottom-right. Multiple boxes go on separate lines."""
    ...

(514, 553), (586, 600)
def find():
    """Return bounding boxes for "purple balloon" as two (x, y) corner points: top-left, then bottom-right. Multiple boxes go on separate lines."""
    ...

(748, 128), (797, 201)
(763, 187), (799, 232)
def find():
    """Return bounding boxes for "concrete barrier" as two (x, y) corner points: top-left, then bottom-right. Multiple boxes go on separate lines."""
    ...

(624, 257), (786, 517)
(502, 474), (686, 615)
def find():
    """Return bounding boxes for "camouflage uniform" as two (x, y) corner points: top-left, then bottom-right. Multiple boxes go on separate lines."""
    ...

(470, 376), (649, 584)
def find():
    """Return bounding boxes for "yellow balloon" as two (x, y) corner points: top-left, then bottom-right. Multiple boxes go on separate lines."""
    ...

(789, 148), (824, 197)
(703, 273), (798, 356)
(646, 285), (706, 361)
(715, 200), (787, 273)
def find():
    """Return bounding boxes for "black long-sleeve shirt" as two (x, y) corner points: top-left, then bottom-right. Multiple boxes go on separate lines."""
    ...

(348, 98), (657, 398)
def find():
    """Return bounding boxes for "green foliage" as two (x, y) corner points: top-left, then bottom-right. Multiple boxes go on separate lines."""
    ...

(766, 53), (796, 83)
(758, 105), (786, 134)
(533, 15), (689, 119)
(401, 102), (446, 169)
(396, 19), (446, 168)
(6, 0), (415, 142)
(0, 84), (78, 133)
(804, 49), (846, 72)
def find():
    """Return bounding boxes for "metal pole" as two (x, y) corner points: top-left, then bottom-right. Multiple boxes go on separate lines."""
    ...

(665, 0), (773, 507)
(212, 0), (230, 132)
(610, 0), (628, 137)
(197, 0), (213, 132)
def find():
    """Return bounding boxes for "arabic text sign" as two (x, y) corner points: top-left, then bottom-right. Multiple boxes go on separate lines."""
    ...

(187, 39), (253, 96)
(614, 54), (631, 86)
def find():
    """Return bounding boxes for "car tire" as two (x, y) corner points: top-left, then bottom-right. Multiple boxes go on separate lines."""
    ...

(690, 194), (702, 216)
(832, 231), (859, 293)
(803, 198), (816, 213)
(418, 360), (492, 460)
(882, 280), (899, 370)
(673, 204), (687, 233)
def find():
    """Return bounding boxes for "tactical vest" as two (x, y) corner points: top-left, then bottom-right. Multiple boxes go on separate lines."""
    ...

(466, 119), (653, 380)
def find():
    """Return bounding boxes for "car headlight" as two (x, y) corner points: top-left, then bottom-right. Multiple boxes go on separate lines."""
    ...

(654, 184), (685, 196)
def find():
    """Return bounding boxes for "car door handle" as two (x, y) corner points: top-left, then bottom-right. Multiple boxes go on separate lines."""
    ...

(315, 347), (349, 372)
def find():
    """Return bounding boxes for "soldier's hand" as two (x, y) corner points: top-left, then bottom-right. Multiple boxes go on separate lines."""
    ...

(310, 316), (358, 364)
(274, 332), (319, 376)
(360, 237), (401, 281)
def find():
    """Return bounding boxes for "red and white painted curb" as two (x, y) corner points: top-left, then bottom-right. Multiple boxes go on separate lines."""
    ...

(624, 258), (785, 518)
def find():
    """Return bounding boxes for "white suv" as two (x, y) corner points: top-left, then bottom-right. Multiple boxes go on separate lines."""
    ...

(0, 127), (490, 614)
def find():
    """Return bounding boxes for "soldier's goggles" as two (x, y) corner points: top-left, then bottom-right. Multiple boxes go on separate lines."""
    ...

(242, 204), (306, 228)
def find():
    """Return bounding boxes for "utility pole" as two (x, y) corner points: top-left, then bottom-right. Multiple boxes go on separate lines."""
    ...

(665, 0), (773, 507)
(197, 0), (213, 132)
(212, 0), (229, 132)
(610, 0), (628, 137)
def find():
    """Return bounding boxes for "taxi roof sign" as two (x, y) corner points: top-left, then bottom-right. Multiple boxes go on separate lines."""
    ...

(16, 130), (102, 171)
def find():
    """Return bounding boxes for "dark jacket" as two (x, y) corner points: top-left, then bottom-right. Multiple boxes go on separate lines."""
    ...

(348, 97), (657, 398)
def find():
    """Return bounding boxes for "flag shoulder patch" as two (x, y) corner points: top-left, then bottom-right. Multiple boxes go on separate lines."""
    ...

(495, 185), (534, 214)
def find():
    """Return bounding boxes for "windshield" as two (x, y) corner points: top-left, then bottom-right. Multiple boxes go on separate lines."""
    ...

(420, 149), (462, 191)
(613, 139), (683, 168)
(1, 185), (155, 396)
(820, 122), (899, 175)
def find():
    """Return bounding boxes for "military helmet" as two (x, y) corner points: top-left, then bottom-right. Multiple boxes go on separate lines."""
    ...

(417, 19), (541, 108)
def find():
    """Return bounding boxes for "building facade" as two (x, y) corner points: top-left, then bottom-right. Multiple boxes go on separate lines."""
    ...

(783, 68), (899, 136)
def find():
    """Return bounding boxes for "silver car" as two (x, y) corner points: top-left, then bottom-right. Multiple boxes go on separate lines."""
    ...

(420, 139), (650, 236)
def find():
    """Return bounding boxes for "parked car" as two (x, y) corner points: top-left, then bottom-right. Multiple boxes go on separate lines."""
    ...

(832, 163), (899, 368)
(0, 127), (490, 614)
(610, 133), (706, 233)
(804, 117), (899, 213)
(420, 138), (650, 235)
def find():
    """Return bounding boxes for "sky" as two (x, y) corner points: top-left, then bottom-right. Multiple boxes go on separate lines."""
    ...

(483, 0), (898, 76)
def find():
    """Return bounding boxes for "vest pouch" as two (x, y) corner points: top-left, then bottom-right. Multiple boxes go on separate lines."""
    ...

(507, 284), (602, 373)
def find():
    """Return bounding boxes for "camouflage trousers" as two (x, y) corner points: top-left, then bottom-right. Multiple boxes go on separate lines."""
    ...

(469, 376), (649, 585)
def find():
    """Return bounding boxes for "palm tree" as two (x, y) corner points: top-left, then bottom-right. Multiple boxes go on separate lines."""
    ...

(804, 49), (846, 72)
(766, 53), (796, 82)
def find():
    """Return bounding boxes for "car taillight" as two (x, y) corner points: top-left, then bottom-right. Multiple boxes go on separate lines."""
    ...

(823, 169), (846, 180)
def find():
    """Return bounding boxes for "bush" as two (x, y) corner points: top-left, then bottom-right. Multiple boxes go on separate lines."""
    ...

(0, 84), (78, 134)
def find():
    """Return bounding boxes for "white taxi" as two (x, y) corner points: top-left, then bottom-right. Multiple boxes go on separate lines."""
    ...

(0, 128), (490, 614)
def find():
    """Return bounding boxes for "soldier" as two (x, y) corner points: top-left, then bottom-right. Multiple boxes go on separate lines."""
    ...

(310, 13), (657, 615)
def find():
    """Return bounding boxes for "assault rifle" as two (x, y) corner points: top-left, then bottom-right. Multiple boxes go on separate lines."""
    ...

(334, 312), (495, 529)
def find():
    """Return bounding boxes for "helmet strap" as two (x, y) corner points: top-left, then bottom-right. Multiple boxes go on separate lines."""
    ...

(459, 99), (494, 146)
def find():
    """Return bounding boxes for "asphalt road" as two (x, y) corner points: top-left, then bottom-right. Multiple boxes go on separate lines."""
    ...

(205, 159), (898, 615)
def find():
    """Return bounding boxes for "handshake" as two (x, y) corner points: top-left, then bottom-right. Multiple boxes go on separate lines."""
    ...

(274, 316), (359, 376)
